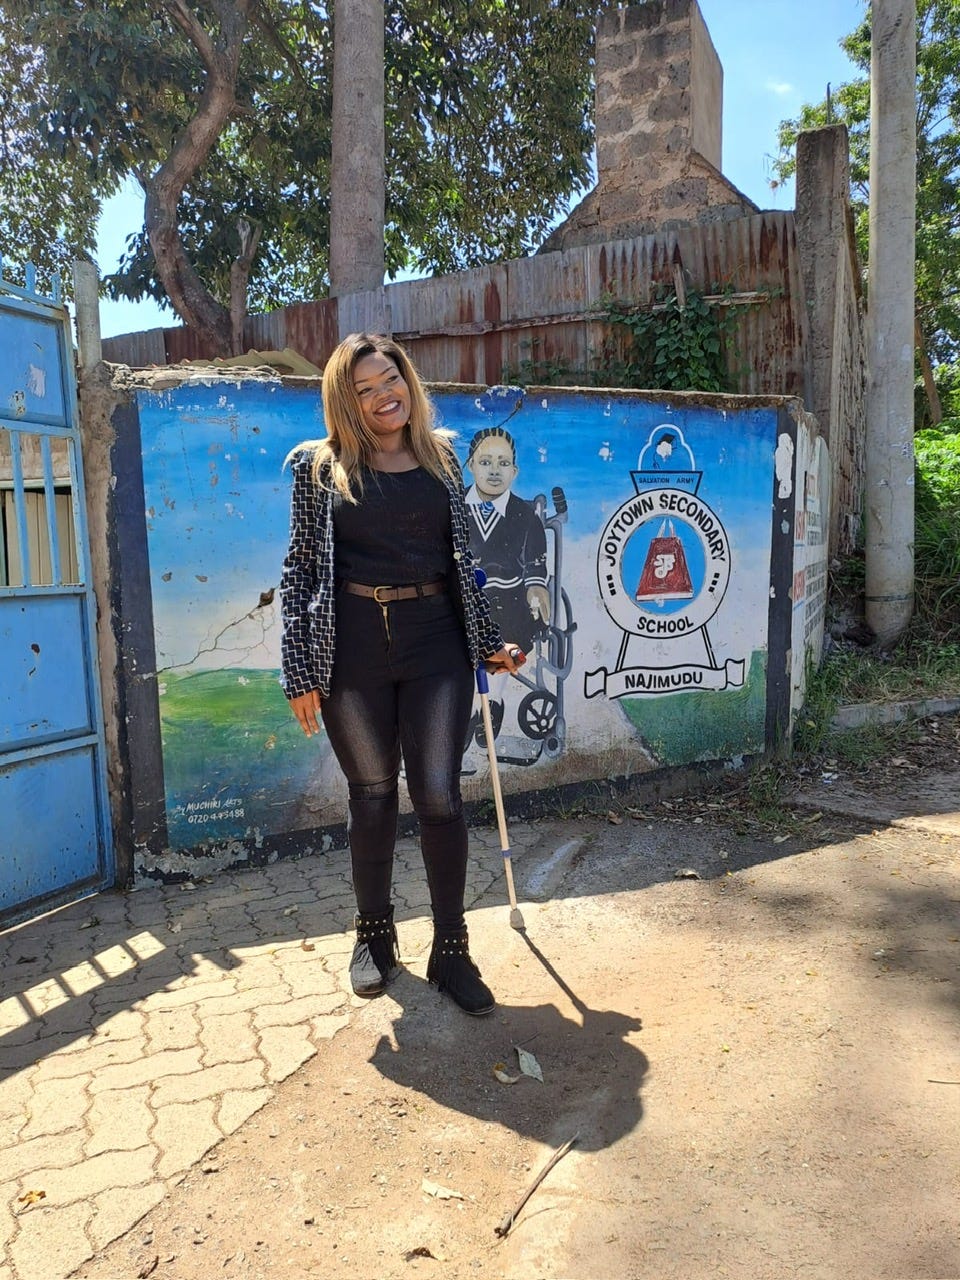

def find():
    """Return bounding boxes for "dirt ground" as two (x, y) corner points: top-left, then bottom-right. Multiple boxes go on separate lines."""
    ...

(76, 718), (960, 1280)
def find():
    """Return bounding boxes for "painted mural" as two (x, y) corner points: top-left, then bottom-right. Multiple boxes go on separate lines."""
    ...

(135, 379), (787, 853)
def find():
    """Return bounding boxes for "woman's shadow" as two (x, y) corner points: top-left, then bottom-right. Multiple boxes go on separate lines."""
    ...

(368, 931), (648, 1155)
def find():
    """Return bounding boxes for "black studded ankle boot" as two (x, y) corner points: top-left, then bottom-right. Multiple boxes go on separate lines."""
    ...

(349, 907), (401, 997)
(427, 925), (495, 1016)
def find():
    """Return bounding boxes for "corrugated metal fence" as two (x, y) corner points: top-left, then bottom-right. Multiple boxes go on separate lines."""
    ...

(102, 212), (808, 400)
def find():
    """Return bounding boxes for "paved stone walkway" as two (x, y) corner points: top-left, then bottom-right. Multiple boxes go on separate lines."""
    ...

(0, 825), (552, 1280)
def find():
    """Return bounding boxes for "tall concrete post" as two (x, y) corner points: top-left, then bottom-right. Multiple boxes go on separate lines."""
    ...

(329, 0), (387, 331)
(865, 0), (916, 644)
(72, 259), (103, 374)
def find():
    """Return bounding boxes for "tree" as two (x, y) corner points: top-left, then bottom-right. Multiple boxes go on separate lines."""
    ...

(329, 0), (384, 302)
(775, 0), (960, 425)
(0, 6), (102, 287)
(1, 0), (596, 353)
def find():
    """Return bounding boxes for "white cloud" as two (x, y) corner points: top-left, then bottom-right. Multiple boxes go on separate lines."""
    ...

(765, 80), (794, 96)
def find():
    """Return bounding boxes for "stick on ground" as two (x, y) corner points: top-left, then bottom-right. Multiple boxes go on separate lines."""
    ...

(494, 1133), (579, 1238)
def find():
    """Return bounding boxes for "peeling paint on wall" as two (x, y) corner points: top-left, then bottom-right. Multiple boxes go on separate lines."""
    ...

(775, 433), (795, 498)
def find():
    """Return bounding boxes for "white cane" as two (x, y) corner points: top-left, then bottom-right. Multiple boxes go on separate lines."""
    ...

(475, 661), (526, 931)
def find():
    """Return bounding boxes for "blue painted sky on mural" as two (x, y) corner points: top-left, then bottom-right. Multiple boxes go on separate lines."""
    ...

(95, 0), (865, 338)
(139, 381), (779, 670)
(446, 389), (779, 545)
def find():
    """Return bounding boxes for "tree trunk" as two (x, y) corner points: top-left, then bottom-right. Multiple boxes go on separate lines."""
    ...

(329, 0), (386, 326)
(144, 0), (258, 356)
(229, 219), (263, 355)
(915, 314), (943, 426)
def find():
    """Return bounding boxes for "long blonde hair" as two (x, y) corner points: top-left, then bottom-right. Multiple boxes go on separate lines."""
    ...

(287, 333), (459, 502)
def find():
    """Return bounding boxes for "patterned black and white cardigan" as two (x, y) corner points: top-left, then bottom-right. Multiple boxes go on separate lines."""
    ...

(279, 448), (505, 699)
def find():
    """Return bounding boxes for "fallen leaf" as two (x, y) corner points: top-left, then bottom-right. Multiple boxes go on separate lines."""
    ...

(283, 905), (299, 916)
(421, 1179), (463, 1200)
(403, 1245), (444, 1261)
(802, 812), (823, 823)
(493, 1063), (520, 1084)
(772, 835), (790, 844)
(168, 922), (183, 934)
(515, 1046), (544, 1083)
(674, 867), (701, 879)
(79, 917), (99, 930)
(137, 1258), (159, 1279)
(18, 1189), (45, 1206)
(606, 811), (622, 825)
(300, 940), (316, 952)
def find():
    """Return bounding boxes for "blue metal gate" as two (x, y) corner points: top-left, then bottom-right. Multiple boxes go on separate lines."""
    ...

(0, 264), (114, 926)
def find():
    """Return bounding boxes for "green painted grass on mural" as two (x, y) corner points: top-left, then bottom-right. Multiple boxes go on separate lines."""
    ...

(159, 668), (319, 849)
(619, 650), (767, 766)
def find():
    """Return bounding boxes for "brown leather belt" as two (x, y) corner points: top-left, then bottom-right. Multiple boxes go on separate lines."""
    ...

(341, 580), (447, 603)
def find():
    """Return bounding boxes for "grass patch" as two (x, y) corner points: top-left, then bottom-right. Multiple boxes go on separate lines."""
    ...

(794, 636), (960, 758)
(821, 719), (923, 769)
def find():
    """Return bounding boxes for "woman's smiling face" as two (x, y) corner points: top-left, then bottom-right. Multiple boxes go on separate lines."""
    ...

(353, 352), (411, 442)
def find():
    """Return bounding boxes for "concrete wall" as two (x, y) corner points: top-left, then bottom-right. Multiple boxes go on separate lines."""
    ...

(89, 367), (827, 881)
(794, 125), (867, 554)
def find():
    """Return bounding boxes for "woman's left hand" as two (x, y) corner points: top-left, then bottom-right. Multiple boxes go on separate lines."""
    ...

(485, 644), (526, 675)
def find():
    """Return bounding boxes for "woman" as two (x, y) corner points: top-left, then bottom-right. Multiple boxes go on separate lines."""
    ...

(280, 333), (524, 1015)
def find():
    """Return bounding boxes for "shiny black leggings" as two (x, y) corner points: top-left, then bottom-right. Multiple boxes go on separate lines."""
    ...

(320, 590), (475, 930)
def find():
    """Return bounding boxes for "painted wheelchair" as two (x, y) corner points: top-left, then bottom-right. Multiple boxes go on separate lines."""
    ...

(467, 486), (577, 767)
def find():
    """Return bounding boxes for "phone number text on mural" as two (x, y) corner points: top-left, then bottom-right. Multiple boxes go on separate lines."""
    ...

(172, 798), (246, 825)
(597, 486), (731, 636)
(183, 808), (246, 825)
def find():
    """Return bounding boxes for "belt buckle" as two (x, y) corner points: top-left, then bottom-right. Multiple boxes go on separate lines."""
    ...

(372, 585), (393, 605)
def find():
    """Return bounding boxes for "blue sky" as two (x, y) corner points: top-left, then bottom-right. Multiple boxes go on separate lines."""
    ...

(96, 0), (867, 339)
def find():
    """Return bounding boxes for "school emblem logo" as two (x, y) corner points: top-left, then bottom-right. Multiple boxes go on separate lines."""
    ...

(585, 425), (746, 699)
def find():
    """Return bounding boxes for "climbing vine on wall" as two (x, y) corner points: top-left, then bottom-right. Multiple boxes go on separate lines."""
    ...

(598, 286), (747, 394)
(501, 284), (762, 392)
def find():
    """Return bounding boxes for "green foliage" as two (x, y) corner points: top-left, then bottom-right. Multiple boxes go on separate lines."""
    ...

(935, 364), (960, 419)
(794, 635), (960, 758)
(794, 421), (960, 757)
(501, 339), (583, 388)
(914, 419), (960, 626)
(0, 0), (596, 314)
(0, 7), (104, 290)
(914, 362), (960, 429)
(736, 763), (807, 834)
(597, 288), (745, 394)
(774, 0), (960, 367)
(501, 287), (753, 392)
